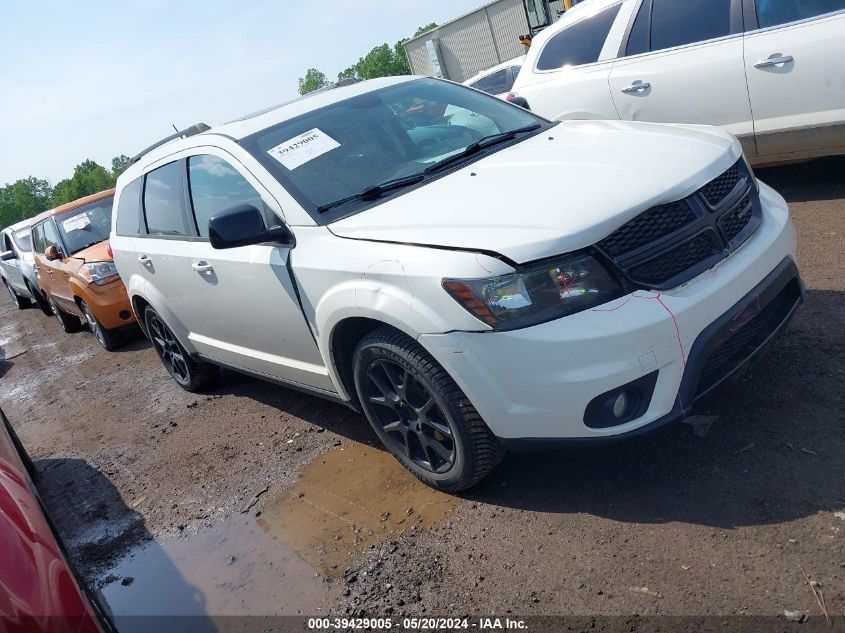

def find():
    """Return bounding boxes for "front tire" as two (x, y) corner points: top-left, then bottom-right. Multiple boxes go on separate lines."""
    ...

(353, 326), (504, 491)
(4, 280), (31, 310)
(144, 306), (219, 392)
(49, 297), (82, 333)
(80, 301), (122, 351)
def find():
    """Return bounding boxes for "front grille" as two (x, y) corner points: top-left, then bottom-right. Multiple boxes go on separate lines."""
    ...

(629, 233), (717, 286)
(598, 201), (694, 257)
(719, 189), (754, 243)
(701, 163), (740, 207)
(596, 160), (761, 290)
(698, 280), (800, 392)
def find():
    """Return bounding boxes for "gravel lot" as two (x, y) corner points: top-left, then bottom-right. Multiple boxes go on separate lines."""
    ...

(1, 156), (843, 626)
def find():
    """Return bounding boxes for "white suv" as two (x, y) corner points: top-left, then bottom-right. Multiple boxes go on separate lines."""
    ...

(110, 76), (802, 490)
(511, 0), (845, 165)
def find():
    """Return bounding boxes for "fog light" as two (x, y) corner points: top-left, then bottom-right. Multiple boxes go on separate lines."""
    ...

(612, 392), (629, 419)
(583, 371), (659, 429)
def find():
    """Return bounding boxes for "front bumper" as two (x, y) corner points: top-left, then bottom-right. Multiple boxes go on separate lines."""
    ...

(77, 279), (136, 330)
(419, 181), (802, 442)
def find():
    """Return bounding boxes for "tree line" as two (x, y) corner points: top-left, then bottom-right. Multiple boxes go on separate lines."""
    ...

(0, 155), (131, 232)
(298, 23), (438, 95)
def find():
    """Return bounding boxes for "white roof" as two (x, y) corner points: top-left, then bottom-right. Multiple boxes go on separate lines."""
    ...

(463, 55), (526, 86)
(5, 217), (34, 233)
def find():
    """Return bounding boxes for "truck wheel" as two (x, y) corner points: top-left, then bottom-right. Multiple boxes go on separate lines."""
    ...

(48, 297), (81, 333)
(4, 280), (31, 310)
(353, 326), (504, 491)
(80, 301), (122, 351)
(145, 306), (220, 391)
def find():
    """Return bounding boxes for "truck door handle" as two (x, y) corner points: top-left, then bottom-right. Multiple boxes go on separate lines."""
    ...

(192, 261), (214, 273)
(621, 80), (651, 94)
(754, 53), (793, 68)
(138, 255), (151, 264)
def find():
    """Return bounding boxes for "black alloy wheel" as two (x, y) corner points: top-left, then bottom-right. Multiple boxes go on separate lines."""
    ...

(364, 358), (456, 474)
(144, 306), (220, 392)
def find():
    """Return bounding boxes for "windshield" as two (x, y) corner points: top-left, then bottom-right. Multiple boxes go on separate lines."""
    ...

(241, 77), (549, 222)
(56, 196), (114, 255)
(12, 228), (32, 252)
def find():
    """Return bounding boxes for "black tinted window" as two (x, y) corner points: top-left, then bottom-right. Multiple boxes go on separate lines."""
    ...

(755, 0), (845, 27)
(625, 0), (651, 56)
(650, 0), (731, 51)
(143, 162), (189, 237)
(188, 155), (265, 237)
(536, 4), (621, 70)
(470, 69), (514, 95)
(116, 178), (144, 236)
(2, 233), (12, 252)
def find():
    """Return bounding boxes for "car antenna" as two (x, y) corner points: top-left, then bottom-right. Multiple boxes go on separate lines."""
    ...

(171, 124), (179, 134)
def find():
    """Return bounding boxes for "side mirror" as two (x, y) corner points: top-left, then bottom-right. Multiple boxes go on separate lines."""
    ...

(508, 96), (530, 110)
(208, 204), (294, 250)
(45, 245), (60, 261)
(0, 250), (15, 262)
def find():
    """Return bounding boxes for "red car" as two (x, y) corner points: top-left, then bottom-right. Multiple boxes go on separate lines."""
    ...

(0, 405), (114, 633)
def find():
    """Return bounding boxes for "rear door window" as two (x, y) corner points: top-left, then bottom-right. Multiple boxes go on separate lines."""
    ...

(470, 69), (513, 95)
(536, 3), (622, 70)
(649, 0), (732, 51)
(143, 162), (190, 237)
(754, 0), (845, 28)
(115, 178), (144, 236)
(187, 155), (265, 237)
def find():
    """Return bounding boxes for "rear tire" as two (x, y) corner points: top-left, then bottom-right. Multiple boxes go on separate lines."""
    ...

(353, 326), (504, 491)
(80, 301), (122, 351)
(144, 306), (220, 392)
(4, 279), (31, 310)
(48, 297), (81, 333)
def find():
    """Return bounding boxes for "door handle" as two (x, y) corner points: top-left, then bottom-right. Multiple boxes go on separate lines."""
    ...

(754, 54), (793, 69)
(138, 255), (151, 264)
(621, 80), (651, 94)
(192, 261), (214, 273)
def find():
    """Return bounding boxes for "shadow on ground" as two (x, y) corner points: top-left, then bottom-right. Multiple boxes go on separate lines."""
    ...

(35, 457), (217, 632)
(757, 154), (845, 203)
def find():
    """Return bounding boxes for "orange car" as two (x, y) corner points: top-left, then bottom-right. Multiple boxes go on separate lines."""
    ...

(30, 189), (136, 350)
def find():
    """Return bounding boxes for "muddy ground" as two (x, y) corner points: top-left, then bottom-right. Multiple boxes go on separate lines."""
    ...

(1, 157), (843, 626)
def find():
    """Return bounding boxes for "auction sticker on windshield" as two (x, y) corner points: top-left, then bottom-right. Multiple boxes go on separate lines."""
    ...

(62, 214), (91, 232)
(267, 128), (340, 170)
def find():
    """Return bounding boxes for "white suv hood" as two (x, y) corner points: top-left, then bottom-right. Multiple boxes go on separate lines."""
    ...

(329, 120), (742, 264)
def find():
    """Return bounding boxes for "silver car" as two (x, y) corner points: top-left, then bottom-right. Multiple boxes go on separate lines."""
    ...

(0, 218), (52, 314)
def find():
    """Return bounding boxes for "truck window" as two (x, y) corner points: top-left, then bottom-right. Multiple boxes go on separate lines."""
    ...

(649, 0), (731, 51)
(536, 3), (622, 70)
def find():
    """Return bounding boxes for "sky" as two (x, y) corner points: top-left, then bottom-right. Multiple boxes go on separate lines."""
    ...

(0, 0), (484, 186)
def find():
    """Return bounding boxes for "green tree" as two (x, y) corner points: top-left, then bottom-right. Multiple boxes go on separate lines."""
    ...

(413, 22), (438, 37)
(111, 154), (132, 178)
(49, 160), (115, 206)
(0, 176), (53, 230)
(298, 68), (329, 95)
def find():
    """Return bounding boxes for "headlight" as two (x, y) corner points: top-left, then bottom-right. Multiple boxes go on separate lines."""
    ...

(443, 253), (623, 330)
(78, 261), (120, 286)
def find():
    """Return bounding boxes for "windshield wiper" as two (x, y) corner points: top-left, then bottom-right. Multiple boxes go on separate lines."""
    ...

(423, 124), (542, 175)
(316, 173), (425, 213)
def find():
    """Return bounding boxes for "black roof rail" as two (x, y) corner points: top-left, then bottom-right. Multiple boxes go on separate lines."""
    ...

(130, 123), (211, 165)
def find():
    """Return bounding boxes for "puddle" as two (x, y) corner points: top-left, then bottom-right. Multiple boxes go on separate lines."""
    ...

(101, 513), (334, 621)
(99, 441), (457, 624)
(257, 440), (459, 577)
